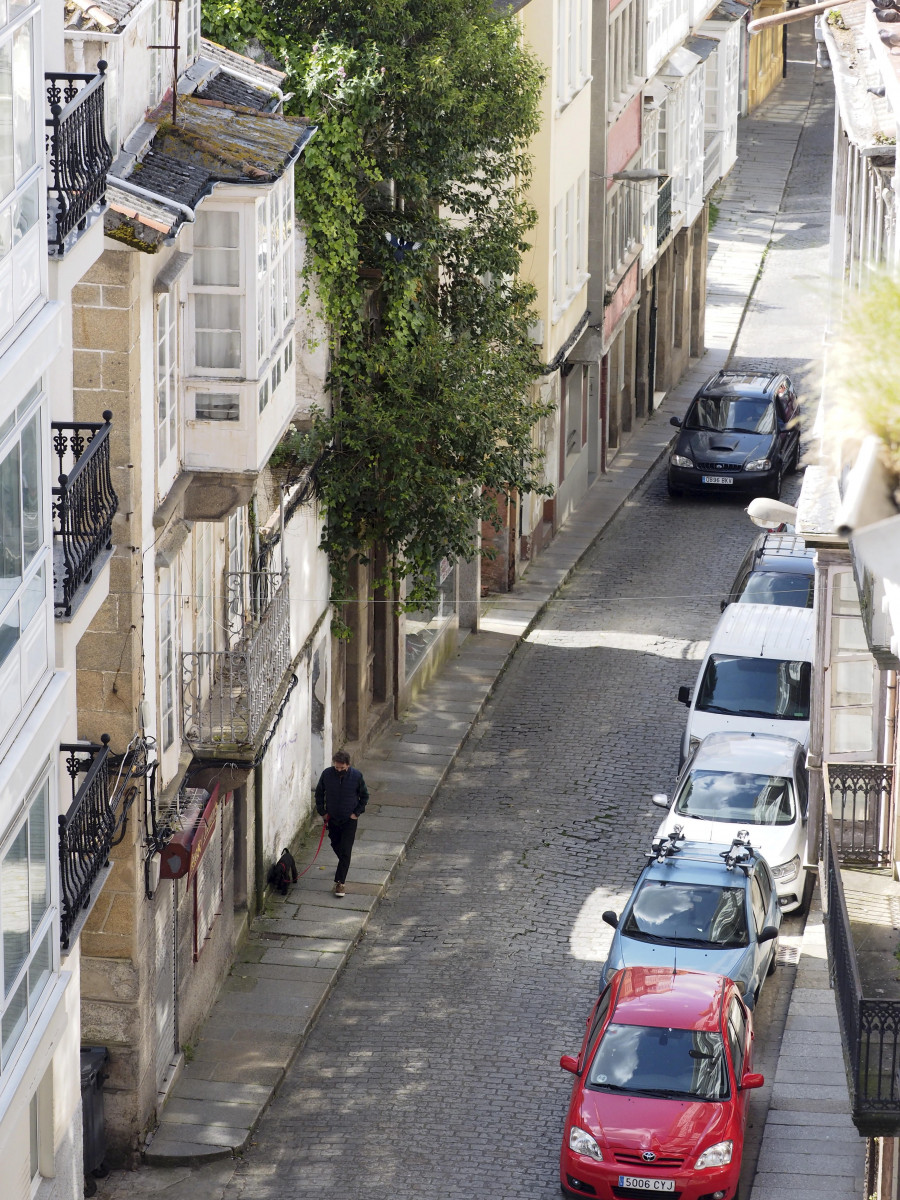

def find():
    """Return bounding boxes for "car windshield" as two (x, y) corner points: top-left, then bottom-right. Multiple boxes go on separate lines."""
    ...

(587, 1024), (729, 1101)
(696, 655), (811, 720)
(674, 770), (796, 825)
(623, 880), (749, 947)
(685, 397), (776, 434)
(739, 571), (814, 608)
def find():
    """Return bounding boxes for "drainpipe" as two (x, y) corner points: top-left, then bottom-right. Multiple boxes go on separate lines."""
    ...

(108, 174), (196, 223)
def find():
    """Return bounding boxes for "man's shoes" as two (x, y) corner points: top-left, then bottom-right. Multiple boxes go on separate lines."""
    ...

(333, 881), (345, 897)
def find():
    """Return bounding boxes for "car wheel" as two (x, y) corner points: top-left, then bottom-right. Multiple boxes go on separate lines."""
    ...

(767, 942), (778, 976)
(767, 466), (783, 500)
(797, 871), (814, 917)
(667, 482), (683, 498)
(789, 439), (802, 474)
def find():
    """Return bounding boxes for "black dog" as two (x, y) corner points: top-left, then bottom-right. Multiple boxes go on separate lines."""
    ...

(268, 847), (299, 896)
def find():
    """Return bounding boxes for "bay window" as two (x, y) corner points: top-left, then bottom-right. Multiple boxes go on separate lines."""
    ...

(156, 291), (178, 474)
(159, 566), (177, 753)
(256, 170), (295, 371)
(192, 208), (242, 374)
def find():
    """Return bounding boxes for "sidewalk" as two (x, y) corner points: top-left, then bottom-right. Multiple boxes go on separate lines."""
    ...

(142, 42), (838, 1169)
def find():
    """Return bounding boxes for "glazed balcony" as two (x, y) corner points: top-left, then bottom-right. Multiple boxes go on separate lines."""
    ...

(181, 570), (291, 756)
(823, 765), (900, 1135)
(51, 413), (118, 618)
(58, 736), (146, 950)
(45, 65), (113, 257)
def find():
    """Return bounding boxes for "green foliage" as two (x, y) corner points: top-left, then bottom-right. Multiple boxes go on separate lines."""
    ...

(203, 0), (549, 609)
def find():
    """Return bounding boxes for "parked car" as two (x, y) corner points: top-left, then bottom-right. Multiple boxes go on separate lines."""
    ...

(653, 732), (811, 913)
(560, 965), (763, 1200)
(599, 831), (781, 1009)
(678, 602), (814, 766)
(721, 532), (814, 610)
(667, 369), (801, 500)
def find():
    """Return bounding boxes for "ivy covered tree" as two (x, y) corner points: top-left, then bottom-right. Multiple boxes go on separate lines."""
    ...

(203, 0), (548, 609)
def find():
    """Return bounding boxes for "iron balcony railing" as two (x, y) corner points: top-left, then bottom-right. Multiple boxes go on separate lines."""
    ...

(826, 762), (895, 869)
(656, 177), (673, 248)
(58, 736), (146, 950)
(182, 570), (291, 753)
(51, 413), (118, 618)
(823, 786), (900, 1134)
(45, 64), (113, 256)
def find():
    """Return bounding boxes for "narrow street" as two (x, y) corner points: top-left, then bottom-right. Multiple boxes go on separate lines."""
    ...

(215, 32), (834, 1200)
(99, 24), (836, 1200)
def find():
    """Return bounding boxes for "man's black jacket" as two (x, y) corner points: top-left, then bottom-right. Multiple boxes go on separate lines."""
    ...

(315, 766), (369, 822)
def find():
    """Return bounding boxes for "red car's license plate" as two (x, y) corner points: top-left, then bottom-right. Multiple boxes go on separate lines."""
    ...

(617, 1178), (675, 1193)
(701, 475), (733, 484)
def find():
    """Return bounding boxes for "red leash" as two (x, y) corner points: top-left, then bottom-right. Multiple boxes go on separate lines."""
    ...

(296, 817), (328, 878)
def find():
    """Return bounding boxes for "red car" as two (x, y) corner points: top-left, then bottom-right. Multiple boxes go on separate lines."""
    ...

(559, 966), (763, 1200)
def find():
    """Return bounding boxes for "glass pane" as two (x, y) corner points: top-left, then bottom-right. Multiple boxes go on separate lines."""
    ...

(20, 559), (43, 628)
(12, 22), (34, 180)
(195, 293), (240, 331)
(832, 614), (869, 654)
(832, 571), (861, 615)
(195, 209), (239, 248)
(193, 247), (239, 288)
(832, 659), (875, 708)
(28, 789), (47, 934)
(13, 224), (39, 317)
(0, 600), (17, 667)
(0, 441), (22, 606)
(196, 331), (240, 370)
(1, 971), (26, 1066)
(12, 175), (37, 243)
(195, 393), (239, 421)
(831, 707), (874, 756)
(20, 411), (39, 567)
(0, 204), (10, 260)
(0, 43), (11, 200)
(2, 822), (29, 996)
(27, 927), (50, 1010)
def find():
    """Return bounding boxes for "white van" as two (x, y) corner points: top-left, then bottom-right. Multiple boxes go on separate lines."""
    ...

(677, 603), (814, 765)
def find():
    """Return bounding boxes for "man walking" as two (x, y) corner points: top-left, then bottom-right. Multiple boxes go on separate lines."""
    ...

(315, 750), (369, 897)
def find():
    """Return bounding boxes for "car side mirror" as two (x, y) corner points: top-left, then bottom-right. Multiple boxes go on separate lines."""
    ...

(652, 793), (669, 809)
(560, 1054), (580, 1075)
(602, 910), (619, 929)
(758, 925), (779, 945)
(670, 415), (682, 428)
(740, 1071), (764, 1090)
(677, 686), (692, 706)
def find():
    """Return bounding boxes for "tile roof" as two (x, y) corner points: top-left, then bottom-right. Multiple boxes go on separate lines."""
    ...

(196, 72), (275, 112)
(64, 0), (140, 32)
(198, 38), (286, 91)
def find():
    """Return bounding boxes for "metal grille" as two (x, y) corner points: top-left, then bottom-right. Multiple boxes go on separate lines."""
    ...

(51, 414), (118, 617)
(182, 570), (291, 752)
(45, 65), (113, 255)
(826, 762), (895, 869)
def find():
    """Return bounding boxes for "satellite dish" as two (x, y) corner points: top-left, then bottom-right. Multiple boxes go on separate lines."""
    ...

(746, 497), (798, 531)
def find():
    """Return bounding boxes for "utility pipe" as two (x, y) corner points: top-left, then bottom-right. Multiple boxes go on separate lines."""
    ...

(748, 0), (836, 34)
(108, 174), (196, 222)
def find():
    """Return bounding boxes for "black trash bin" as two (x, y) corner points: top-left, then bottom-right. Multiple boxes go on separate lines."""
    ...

(80, 1046), (110, 1194)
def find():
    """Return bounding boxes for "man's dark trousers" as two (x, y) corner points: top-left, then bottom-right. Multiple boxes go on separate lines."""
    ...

(328, 818), (357, 885)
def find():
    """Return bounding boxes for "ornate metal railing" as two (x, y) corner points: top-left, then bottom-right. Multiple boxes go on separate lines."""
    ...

(58, 736), (146, 949)
(826, 762), (895, 868)
(823, 791), (900, 1134)
(45, 65), (113, 256)
(656, 177), (672, 248)
(51, 413), (118, 617)
(182, 571), (291, 753)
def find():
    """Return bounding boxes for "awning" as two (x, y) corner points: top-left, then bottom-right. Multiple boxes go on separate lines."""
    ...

(686, 34), (721, 61)
(708, 0), (752, 20)
(644, 78), (671, 109)
(159, 782), (221, 880)
(659, 45), (704, 78)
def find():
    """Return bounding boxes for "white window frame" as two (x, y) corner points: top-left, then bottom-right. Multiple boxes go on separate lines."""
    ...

(0, 768), (55, 1081)
(156, 291), (178, 491)
(255, 171), (295, 376)
(183, 0), (200, 65)
(194, 522), (214, 656)
(158, 565), (178, 756)
(190, 205), (244, 378)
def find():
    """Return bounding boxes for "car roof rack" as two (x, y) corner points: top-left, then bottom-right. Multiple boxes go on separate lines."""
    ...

(646, 826), (756, 873)
(719, 831), (753, 874)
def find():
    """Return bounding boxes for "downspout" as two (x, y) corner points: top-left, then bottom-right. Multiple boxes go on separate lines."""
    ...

(254, 760), (265, 914)
(108, 174), (196, 222)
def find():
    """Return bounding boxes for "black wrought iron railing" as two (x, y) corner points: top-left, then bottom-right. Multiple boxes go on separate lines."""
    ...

(51, 413), (118, 617)
(823, 792), (900, 1133)
(45, 64), (113, 256)
(827, 762), (895, 869)
(58, 736), (146, 949)
(656, 177), (672, 248)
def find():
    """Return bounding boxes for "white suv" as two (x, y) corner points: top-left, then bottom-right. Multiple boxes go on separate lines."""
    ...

(654, 731), (811, 912)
